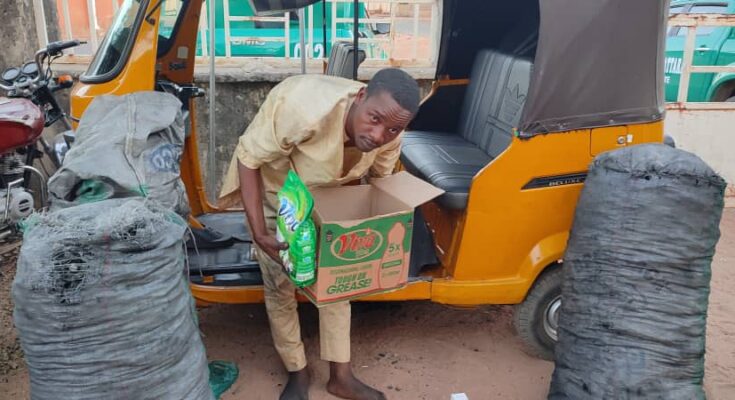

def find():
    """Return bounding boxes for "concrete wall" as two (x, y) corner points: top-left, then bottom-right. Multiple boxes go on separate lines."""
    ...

(0, 0), (59, 72)
(192, 81), (277, 198)
(664, 107), (735, 200)
(1, 0), (40, 71)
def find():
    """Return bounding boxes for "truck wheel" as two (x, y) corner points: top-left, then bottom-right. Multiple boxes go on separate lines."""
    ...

(513, 265), (563, 361)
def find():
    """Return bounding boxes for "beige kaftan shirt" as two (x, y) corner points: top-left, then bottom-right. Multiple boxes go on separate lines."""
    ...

(218, 74), (401, 227)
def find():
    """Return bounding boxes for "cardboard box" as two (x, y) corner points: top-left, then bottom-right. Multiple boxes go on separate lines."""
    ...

(303, 171), (444, 306)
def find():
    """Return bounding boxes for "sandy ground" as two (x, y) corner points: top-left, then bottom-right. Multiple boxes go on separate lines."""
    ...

(0, 209), (733, 400)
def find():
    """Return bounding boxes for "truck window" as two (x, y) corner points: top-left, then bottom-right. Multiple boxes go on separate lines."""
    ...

(668, 5), (687, 36)
(677, 4), (729, 36)
(670, 5), (686, 14)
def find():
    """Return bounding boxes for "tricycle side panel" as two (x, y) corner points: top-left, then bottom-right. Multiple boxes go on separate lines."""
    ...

(445, 122), (663, 304)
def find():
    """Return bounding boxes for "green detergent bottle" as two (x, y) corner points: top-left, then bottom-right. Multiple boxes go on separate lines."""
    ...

(276, 170), (317, 287)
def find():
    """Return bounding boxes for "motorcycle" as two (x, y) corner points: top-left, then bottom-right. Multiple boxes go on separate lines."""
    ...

(0, 39), (82, 239)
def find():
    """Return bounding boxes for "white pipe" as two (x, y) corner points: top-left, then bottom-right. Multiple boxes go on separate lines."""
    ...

(199, 1), (208, 57)
(412, 3), (420, 60)
(208, 0), (217, 203)
(285, 12), (291, 58)
(677, 26), (697, 102)
(299, 8), (306, 73)
(32, 0), (49, 48)
(331, 1), (337, 46)
(62, 0), (73, 42)
(308, 4), (314, 59)
(429, 1), (440, 64)
(87, 0), (99, 51)
(223, 0), (232, 57)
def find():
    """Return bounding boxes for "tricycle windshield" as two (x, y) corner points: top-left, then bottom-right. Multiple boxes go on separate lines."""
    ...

(83, 0), (146, 82)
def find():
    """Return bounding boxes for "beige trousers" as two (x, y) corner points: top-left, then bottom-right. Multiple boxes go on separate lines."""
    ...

(256, 247), (351, 372)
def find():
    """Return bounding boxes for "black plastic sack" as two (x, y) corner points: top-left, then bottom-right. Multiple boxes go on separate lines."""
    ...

(549, 144), (726, 399)
(13, 199), (214, 400)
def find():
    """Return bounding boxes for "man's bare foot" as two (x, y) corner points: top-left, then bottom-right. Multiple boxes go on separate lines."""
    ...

(326, 362), (386, 400)
(280, 367), (311, 400)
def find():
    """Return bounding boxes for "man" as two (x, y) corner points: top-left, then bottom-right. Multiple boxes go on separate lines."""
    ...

(219, 68), (420, 400)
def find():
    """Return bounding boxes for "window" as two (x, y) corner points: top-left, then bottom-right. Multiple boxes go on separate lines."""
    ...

(676, 4), (729, 36)
(159, 0), (185, 40)
(82, 0), (146, 82)
(668, 5), (686, 36)
(690, 4), (728, 13)
(158, 0), (189, 56)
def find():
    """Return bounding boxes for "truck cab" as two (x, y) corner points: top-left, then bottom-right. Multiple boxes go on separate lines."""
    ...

(665, 0), (735, 101)
(156, 0), (383, 58)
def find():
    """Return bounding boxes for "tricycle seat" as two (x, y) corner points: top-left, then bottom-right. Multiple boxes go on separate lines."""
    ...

(401, 131), (490, 210)
(400, 49), (532, 210)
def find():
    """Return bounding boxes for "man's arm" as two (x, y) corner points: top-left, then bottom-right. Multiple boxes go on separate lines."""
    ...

(233, 85), (310, 265)
(238, 161), (287, 264)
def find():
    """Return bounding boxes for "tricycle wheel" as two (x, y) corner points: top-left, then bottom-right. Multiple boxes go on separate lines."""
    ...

(513, 264), (563, 361)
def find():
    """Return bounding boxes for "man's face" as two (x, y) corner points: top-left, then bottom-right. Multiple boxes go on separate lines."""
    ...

(349, 89), (414, 152)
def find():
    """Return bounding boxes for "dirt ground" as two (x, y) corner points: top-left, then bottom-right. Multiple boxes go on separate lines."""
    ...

(1, 209), (733, 400)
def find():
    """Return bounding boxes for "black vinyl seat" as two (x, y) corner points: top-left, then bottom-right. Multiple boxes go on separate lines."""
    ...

(400, 50), (532, 210)
(401, 131), (490, 210)
(326, 42), (366, 79)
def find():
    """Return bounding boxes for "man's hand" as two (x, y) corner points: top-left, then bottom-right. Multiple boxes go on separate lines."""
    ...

(238, 161), (289, 266)
(254, 233), (289, 266)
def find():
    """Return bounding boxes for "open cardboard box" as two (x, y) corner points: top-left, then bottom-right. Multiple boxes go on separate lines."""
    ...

(303, 171), (444, 306)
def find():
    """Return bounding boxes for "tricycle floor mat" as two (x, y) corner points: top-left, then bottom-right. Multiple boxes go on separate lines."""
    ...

(187, 227), (236, 250)
(187, 241), (259, 275)
(196, 212), (251, 242)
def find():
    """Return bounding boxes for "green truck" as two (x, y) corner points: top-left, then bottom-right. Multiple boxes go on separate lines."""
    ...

(665, 0), (735, 102)
(158, 0), (385, 59)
